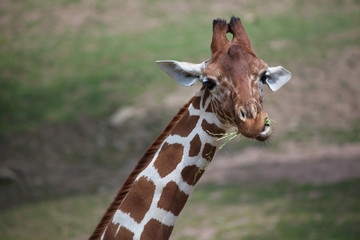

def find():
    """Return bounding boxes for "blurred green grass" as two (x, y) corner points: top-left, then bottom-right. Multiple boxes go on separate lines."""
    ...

(173, 180), (360, 240)
(1, 0), (359, 136)
(0, 180), (359, 240)
(1, 0), (360, 239)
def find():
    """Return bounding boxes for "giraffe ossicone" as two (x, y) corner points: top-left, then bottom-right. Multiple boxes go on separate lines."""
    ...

(90, 16), (291, 240)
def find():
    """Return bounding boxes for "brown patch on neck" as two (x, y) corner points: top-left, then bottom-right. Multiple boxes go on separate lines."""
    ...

(154, 143), (184, 178)
(171, 111), (200, 137)
(102, 222), (119, 239)
(140, 219), (173, 240)
(104, 225), (134, 240)
(202, 143), (217, 160)
(181, 143), (217, 186)
(119, 176), (156, 223)
(181, 165), (204, 185)
(89, 97), (195, 240)
(201, 119), (226, 136)
(118, 227), (134, 239)
(192, 96), (201, 110)
(202, 89), (210, 109)
(157, 181), (189, 216)
(189, 134), (201, 157)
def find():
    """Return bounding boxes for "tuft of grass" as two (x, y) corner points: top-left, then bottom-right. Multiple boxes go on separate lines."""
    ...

(264, 118), (275, 126)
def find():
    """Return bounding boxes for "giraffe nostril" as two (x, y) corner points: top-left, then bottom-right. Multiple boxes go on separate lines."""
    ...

(239, 106), (246, 122)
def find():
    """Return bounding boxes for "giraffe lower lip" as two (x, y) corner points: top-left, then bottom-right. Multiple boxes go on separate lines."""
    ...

(259, 125), (272, 138)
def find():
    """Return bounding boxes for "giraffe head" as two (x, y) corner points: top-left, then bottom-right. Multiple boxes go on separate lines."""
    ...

(157, 17), (291, 141)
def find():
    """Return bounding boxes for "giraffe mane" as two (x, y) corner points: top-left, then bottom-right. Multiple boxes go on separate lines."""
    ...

(89, 97), (195, 240)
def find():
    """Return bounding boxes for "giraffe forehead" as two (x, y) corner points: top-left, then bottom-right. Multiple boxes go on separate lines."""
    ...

(207, 47), (267, 89)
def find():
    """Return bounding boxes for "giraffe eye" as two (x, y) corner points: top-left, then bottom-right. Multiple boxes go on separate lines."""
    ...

(260, 71), (270, 84)
(202, 78), (217, 90)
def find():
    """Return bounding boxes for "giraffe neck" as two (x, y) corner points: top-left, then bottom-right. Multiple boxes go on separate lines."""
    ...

(100, 88), (228, 240)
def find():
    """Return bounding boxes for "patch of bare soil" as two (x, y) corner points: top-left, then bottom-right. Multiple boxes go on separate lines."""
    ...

(264, 47), (360, 135)
(1, 8), (360, 210)
(1, 45), (360, 209)
(202, 142), (360, 185)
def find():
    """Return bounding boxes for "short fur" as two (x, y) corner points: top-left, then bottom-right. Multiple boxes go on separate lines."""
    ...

(89, 97), (194, 240)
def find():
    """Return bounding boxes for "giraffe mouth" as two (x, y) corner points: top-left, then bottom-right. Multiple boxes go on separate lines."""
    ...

(260, 124), (271, 137)
(257, 120), (272, 141)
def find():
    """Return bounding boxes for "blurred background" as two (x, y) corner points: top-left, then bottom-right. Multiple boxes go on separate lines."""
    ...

(1, 0), (359, 239)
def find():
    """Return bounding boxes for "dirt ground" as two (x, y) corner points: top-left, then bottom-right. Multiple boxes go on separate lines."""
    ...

(203, 142), (360, 185)
(109, 44), (360, 187)
(2, 45), (360, 209)
(1, 0), (360, 209)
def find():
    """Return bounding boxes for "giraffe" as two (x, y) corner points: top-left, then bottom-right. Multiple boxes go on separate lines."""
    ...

(89, 17), (291, 240)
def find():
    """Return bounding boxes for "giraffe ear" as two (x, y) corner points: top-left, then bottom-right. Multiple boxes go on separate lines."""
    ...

(265, 66), (292, 92)
(156, 60), (206, 87)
